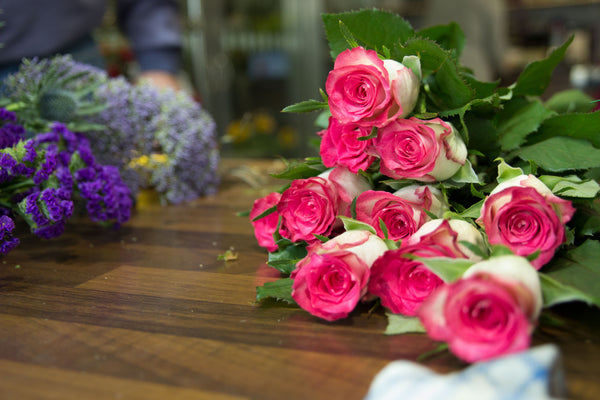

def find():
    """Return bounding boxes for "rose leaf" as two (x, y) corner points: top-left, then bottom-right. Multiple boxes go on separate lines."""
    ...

(384, 312), (426, 335)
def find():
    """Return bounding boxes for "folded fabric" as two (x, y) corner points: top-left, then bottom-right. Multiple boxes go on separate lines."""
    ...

(364, 345), (567, 400)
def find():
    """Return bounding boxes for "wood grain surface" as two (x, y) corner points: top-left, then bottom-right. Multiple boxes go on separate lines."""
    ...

(0, 158), (598, 400)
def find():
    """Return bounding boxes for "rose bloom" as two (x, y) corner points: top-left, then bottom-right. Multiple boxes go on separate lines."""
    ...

(478, 174), (575, 269)
(278, 167), (370, 243)
(368, 219), (483, 316)
(249, 192), (282, 252)
(318, 117), (377, 173)
(326, 46), (420, 128)
(375, 117), (467, 182)
(292, 230), (388, 321)
(355, 186), (447, 241)
(418, 255), (542, 363)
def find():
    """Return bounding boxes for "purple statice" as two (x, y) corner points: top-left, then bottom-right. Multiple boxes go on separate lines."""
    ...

(0, 123), (26, 150)
(75, 164), (132, 225)
(85, 78), (159, 196)
(33, 143), (59, 184)
(0, 152), (34, 183)
(1, 107), (26, 150)
(151, 87), (220, 204)
(0, 215), (20, 255)
(20, 187), (73, 239)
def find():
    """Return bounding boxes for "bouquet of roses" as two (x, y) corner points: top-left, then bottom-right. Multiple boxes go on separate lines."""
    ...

(250, 9), (600, 363)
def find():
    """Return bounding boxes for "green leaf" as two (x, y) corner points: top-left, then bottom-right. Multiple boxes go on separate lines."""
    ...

(417, 22), (465, 58)
(322, 9), (414, 59)
(394, 38), (473, 109)
(402, 55), (422, 81)
(496, 158), (523, 183)
(250, 205), (276, 222)
(256, 278), (296, 304)
(282, 99), (329, 113)
(545, 89), (595, 114)
(270, 158), (326, 180)
(512, 35), (574, 97)
(338, 20), (360, 48)
(457, 199), (483, 219)
(539, 175), (600, 198)
(526, 110), (600, 148)
(517, 137), (600, 172)
(385, 312), (426, 335)
(495, 98), (556, 151)
(416, 257), (475, 282)
(541, 240), (600, 307)
(538, 273), (595, 308)
(338, 216), (377, 235)
(267, 244), (308, 275)
(446, 159), (480, 184)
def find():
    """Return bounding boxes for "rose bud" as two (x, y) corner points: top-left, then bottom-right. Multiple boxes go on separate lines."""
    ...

(418, 255), (542, 363)
(477, 174), (575, 269)
(375, 117), (467, 182)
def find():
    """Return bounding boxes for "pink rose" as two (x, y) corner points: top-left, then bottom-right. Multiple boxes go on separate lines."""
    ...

(477, 174), (576, 269)
(418, 255), (542, 362)
(277, 176), (338, 243)
(355, 186), (446, 241)
(326, 46), (419, 128)
(406, 219), (486, 261)
(375, 118), (467, 182)
(368, 248), (445, 316)
(318, 117), (377, 173)
(278, 167), (370, 243)
(292, 230), (388, 321)
(249, 192), (282, 252)
(368, 219), (477, 316)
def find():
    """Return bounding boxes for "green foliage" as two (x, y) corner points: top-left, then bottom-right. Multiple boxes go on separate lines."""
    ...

(517, 137), (600, 172)
(512, 36), (574, 97)
(322, 9), (414, 59)
(384, 313), (426, 335)
(256, 278), (296, 304)
(267, 243), (308, 275)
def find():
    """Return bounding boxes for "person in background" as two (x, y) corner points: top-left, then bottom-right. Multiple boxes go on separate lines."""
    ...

(424, 0), (508, 82)
(0, 0), (182, 90)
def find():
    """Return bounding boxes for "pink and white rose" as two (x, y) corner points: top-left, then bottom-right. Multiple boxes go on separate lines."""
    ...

(406, 219), (486, 261)
(249, 192), (282, 252)
(355, 186), (447, 241)
(368, 219), (481, 316)
(278, 167), (370, 243)
(418, 255), (542, 362)
(326, 46), (420, 128)
(375, 117), (467, 182)
(318, 117), (377, 173)
(477, 174), (576, 269)
(291, 230), (388, 321)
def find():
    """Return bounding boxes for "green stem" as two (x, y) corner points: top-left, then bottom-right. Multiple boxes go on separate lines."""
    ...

(1, 179), (35, 193)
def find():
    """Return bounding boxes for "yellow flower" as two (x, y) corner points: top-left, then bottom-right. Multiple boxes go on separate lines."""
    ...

(224, 120), (251, 144)
(253, 112), (276, 135)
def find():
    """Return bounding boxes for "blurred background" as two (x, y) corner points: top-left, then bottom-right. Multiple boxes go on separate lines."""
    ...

(96, 0), (600, 158)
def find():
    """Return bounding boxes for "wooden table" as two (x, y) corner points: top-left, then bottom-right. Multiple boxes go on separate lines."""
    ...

(0, 158), (598, 399)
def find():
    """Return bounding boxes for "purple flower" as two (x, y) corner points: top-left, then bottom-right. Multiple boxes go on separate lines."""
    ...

(0, 215), (20, 255)
(20, 188), (73, 239)
(0, 122), (26, 149)
(76, 164), (132, 225)
(33, 144), (59, 184)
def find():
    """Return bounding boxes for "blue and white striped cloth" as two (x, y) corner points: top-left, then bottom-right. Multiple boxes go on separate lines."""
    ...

(364, 345), (567, 400)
